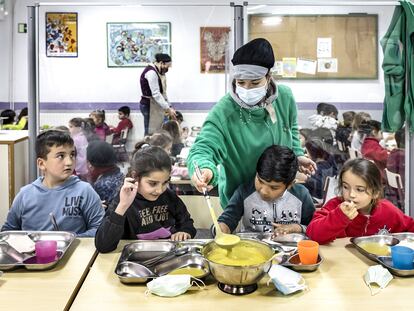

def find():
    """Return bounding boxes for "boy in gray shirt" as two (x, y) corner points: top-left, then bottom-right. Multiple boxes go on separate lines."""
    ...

(2, 130), (104, 237)
(218, 145), (315, 236)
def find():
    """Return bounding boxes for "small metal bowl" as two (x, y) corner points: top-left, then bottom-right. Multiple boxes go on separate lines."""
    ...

(282, 253), (323, 272)
(154, 253), (209, 278)
(115, 261), (157, 284)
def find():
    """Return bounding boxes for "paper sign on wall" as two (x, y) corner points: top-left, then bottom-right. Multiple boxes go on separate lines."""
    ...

(282, 58), (297, 78)
(318, 58), (338, 73)
(296, 58), (317, 75)
(273, 61), (284, 75)
(317, 38), (332, 58)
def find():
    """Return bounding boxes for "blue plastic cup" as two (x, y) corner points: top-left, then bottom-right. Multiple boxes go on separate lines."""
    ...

(391, 245), (414, 270)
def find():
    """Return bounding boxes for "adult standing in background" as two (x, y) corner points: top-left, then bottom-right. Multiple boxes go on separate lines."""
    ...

(187, 38), (316, 208)
(139, 53), (176, 135)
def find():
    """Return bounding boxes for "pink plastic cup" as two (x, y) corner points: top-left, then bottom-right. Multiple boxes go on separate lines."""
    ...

(35, 240), (57, 264)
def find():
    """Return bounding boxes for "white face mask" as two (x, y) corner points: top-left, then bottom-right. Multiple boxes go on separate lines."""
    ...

(235, 83), (267, 106)
(267, 264), (307, 295)
(364, 265), (393, 296)
(146, 275), (191, 297)
(146, 275), (205, 297)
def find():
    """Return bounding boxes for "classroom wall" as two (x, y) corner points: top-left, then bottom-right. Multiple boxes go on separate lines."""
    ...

(1, 1), (396, 140)
(0, 0), (13, 103)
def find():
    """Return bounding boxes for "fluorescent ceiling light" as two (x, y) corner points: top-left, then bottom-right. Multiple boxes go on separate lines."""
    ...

(262, 16), (282, 26)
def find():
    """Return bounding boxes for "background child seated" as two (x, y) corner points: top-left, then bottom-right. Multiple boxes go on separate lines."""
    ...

(217, 145), (315, 237)
(335, 110), (355, 149)
(303, 138), (338, 200)
(306, 158), (414, 244)
(0, 109), (16, 128)
(90, 110), (110, 141)
(95, 146), (196, 253)
(109, 106), (133, 145)
(1, 130), (105, 237)
(2, 107), (28, 130)
(87, 140), (124, 207)
(68, 118), (89, 179)
(359, 120), (388, 173)
(161, 120), (184, 158)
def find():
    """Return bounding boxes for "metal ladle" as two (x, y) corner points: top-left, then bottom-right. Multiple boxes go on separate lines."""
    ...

(193, 162), (240, 249)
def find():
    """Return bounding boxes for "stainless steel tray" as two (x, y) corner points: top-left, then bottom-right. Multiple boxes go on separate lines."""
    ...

(350, 234), (414, 277)
(350, 235), (400, 262)
(392, 232), (414, 242)
(281, 253), (323, 272)
(115, 240), (207, 284)
(0, 231), (75, 271)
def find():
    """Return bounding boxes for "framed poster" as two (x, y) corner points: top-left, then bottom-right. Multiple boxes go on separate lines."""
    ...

(46, 12), (78, 57)
(200, 27), (230, 73)
(107, 22), (171, 67)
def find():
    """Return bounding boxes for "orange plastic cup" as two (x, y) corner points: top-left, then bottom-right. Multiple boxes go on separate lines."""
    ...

(297, 240), (319, 265)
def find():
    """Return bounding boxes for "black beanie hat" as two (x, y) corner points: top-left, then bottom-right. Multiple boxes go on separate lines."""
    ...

(231, 38), (275, 69)
(87, 140), (117, 167)
(155, 53), (171, 63)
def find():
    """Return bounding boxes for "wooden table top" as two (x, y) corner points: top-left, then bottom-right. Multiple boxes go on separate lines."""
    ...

(0, 238), (97, 311)
(70, 238), (414, 311)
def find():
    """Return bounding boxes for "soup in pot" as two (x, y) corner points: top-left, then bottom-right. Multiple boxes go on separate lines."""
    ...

(205, 240), (273, 266)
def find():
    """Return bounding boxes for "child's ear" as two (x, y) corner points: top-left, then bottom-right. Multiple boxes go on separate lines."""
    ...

(37, 157), (46, 172)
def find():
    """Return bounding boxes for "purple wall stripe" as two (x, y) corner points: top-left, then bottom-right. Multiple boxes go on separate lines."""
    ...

(0, 101), (384, 111)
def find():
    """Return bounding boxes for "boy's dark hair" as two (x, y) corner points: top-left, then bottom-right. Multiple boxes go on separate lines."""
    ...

(118, 106), (130, 116)
(395, 127), (405, 149)
(357, 120), (381, 137)
(0, 109), (16, 125)
(256, 145), (298, 185)
(338, 158), (383, 205)
(155, 53), (171, 63)
(36, 130), (74, 159)
(342, 111), (356, 127)
(316, 103), (327, 115)
(131, 146), (172, 179)
(321, 104), (338, 118)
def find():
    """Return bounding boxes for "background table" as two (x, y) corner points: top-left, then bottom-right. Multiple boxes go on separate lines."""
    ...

(71, 238), (414, 311)
(0, 238), (97, 311)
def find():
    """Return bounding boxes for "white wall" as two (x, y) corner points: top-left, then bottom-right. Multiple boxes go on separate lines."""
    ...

(12, 0), (233, 103)
(0, 0), (13, 102)
(9, 1), (395, 105)
(7, 1), (397, 137)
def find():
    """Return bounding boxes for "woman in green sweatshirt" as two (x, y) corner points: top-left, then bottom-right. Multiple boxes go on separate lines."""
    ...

(187, 38), (316, 208)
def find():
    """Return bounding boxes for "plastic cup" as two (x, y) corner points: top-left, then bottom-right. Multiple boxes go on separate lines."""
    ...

(391, 245), (414, 270)
(297, 240), (319, 265)
(35, 240), (57, 264)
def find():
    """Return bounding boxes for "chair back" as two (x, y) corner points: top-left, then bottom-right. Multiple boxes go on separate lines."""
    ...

(385, 169), (403, 190)
(321, 175), (338, 206)
(348, 147), (361, 159)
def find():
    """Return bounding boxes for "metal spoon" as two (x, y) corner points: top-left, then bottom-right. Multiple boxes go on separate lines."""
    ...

(140, 246), (190, 267)
(49, 213), (60, 231)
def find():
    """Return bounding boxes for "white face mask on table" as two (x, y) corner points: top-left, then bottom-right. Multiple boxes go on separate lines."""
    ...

(236, 83), (267, 106)
(146, 274), (205, 297)
(364, 265), (393, 296)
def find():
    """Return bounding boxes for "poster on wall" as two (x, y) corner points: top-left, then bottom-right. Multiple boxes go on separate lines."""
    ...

(46, 12), (78, 57)
(200, 27), (230, 73)
(107, 22), (171, 67)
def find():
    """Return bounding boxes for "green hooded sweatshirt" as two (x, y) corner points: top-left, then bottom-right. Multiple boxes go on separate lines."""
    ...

(187, 82), (304, 208)
(381, 0), (414, 132)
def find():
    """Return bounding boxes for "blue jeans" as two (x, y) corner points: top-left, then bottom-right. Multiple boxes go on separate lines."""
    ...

(140, 103), (150, 136)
